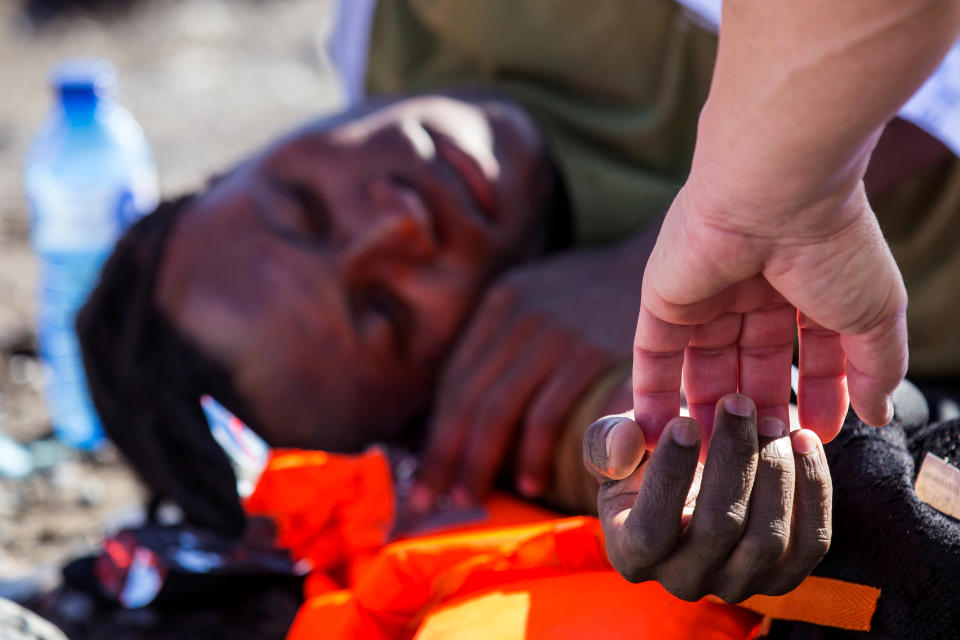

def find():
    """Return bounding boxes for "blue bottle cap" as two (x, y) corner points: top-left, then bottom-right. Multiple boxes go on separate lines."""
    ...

(51, 59), (117, 98)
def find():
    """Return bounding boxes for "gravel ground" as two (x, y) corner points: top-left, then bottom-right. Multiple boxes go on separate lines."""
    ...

(0, 0), (342, 596)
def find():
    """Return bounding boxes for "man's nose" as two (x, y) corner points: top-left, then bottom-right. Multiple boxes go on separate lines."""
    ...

(341, 177), (440, 275)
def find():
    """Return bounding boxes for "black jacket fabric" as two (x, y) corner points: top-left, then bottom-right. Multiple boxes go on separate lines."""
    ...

(781, 381), (960, 639)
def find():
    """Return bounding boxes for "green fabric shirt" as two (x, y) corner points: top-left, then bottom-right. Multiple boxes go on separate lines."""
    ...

(367, 0), (717, 245)
(367, 0), (960, 376)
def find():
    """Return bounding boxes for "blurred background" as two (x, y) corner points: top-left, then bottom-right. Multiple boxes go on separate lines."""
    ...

(0, 0), (341, 597)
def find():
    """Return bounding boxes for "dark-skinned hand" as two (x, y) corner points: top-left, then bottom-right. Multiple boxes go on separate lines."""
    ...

(411, 226), (660, 511)
(583, 393), (832, 603)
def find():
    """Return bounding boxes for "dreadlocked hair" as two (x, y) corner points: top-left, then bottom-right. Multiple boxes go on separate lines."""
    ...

(77, 195), (248, 536)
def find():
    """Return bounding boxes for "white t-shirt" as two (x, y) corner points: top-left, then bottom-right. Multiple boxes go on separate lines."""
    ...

(330, 0), (960, 156)
(672, 0), (960, 156)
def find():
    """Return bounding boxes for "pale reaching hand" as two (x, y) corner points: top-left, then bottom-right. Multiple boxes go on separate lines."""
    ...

(633, 184), (907, 449)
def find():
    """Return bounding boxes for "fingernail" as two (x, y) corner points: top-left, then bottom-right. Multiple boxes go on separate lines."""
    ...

(791, 430), (819, 455)
(599, 417), (622, 466)
(409, 485), (433, 513)
(724, 394), (754, 418)
(884, 396), (895, 424)
(451, 486), (473, 509)
(517, 475), (541, 498)
(672, 420), (699, 447)
(758, 417), (786, 438)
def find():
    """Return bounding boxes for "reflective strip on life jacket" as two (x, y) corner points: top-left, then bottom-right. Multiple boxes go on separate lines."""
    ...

(731, 576), (880, 632)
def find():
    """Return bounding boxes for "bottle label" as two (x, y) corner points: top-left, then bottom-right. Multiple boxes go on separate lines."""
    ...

(30, 181), (118, 252)
(30, 170), (158, 253)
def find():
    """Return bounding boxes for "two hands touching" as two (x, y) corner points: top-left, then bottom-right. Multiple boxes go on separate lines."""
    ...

(584, 394), (831, 603)
(407, 176), (905, 604)
(588, 182), (906, 600)
(406, 0), (951, 605)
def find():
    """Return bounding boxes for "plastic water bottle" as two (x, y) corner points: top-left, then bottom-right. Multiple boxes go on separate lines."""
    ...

(24, 60), (158, 450)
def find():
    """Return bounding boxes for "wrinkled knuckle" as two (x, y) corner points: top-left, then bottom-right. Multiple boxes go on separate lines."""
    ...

(760, 441), (794, 471)
(787, 531), (831, 580)
(757, 471), (795, 507)
(741, 529), (790, 567)
(728, 429), (760, 457)
(652, 457), (696, 487)
(697, 504), (748, 542)
(796, 471), (832, 508)
(797, 528), (832, 564)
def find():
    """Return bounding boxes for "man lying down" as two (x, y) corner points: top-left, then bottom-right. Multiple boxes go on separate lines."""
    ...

(76, 90), (960, 638)
(77, 89), (830, 589)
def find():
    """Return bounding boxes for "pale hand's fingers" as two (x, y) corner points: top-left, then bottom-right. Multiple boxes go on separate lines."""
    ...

(632, 303), (690, 449)
(842, 307), (907, 427)
(769, 210), (906, 431)
(737, 304), (795, 427)
(798, 313), (849, 440)
(597, 418), (700, 584)
(517, 352), (608, 497)
(827, 216), (907, 428)
(683, 313), (741, 446)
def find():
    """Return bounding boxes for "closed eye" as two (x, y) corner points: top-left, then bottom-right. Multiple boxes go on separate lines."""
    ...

(261, 176), (331, 246)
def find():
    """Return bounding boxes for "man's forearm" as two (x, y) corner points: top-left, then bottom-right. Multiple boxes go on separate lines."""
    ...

(688, 0), (960, 233)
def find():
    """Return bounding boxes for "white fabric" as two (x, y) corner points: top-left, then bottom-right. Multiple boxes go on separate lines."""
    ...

(331, 0), (960, 155)
(676, 0), (721, 30)
(329, 0), (379, 107)
(900, 44), (960, 156)
(676, 0), (960, 156)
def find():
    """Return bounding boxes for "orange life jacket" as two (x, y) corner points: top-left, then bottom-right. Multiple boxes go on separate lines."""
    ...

(244, 448), (879, 639)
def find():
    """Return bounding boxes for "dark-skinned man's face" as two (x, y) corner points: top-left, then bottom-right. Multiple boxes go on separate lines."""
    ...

(155, 94), (554, 451)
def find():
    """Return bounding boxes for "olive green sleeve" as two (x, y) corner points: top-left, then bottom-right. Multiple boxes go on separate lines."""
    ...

(367, 0), (717, 245)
